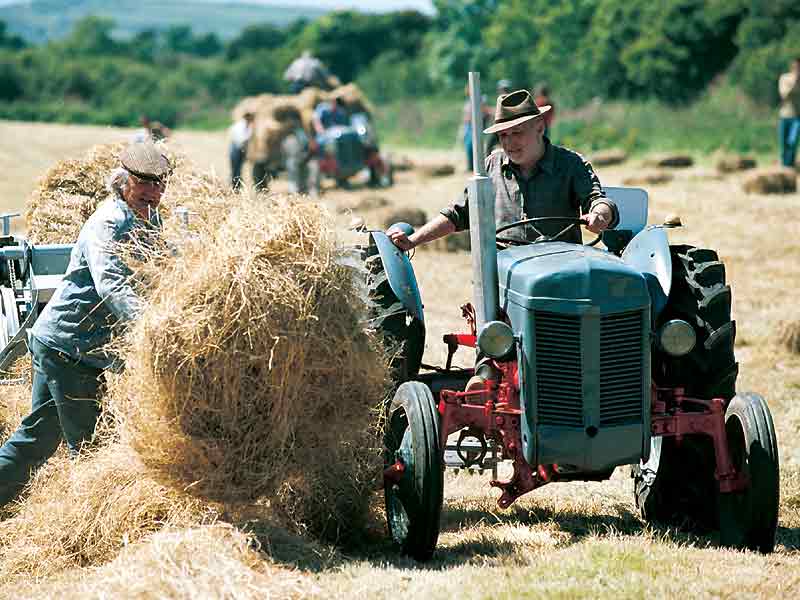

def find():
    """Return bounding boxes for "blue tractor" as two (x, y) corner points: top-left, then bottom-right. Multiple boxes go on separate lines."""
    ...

(367, 75), (778, 561)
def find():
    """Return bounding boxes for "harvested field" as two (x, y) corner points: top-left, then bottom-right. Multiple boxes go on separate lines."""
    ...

(1, 120), (799, 598)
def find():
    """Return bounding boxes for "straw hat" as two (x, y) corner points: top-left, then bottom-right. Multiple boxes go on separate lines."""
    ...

(120, 142), (171, 182)
(483, 89), (551, 134)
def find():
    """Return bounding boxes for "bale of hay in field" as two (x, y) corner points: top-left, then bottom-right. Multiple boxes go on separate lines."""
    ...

(714, 153), (757, 173)
(643, 153), (694, 168)
(25, 143), (125, 243)
(742, 168), (797, 194)
(427, 231), (471, 253)
(0, 524), (310, 600)
(25, 143), (230, 244)
(0, 443), (219, 581)
(590, 148), (628, 166)
(394, 155), (415, 172)
(418, 163), (456, 178)
(108, 196), (390, 538)
(778, 321), (800, 354)
(0, 355), (31, 444)
(622, 170), (674, 186)
(383, 208), (427, 229)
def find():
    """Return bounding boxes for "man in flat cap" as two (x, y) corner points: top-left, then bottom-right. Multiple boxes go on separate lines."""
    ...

(0, 141), (169, 509)
(389, 89), (617, 249)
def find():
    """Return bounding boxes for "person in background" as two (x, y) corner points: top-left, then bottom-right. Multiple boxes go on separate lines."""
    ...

(284, 50), (332, 94)
(534, 84), (556, 140)
(312, 96), (349, 136)
(131, 115), (171, 143)
(460, 84), (492, 172)
(778, 57), (800, 168)
(0, 142), (169, 509)
(229, 111), (255, 191)
(389, 90), (616, 251)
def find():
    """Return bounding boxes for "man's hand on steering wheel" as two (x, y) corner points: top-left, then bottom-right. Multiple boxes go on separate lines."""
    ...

(582, 210), (610, 234)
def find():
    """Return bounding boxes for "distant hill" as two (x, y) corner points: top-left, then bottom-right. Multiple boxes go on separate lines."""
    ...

(0, 0), (327, 42)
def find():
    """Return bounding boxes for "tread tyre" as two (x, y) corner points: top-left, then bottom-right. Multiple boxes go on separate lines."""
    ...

(634, 245), (738, 530)
(719, 393), (779, 553)
(384, 381), (443, 561)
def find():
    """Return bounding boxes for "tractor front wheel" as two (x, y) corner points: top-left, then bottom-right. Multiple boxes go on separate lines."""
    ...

(719, 393), (780, 553)
(384, 381), (443, 561)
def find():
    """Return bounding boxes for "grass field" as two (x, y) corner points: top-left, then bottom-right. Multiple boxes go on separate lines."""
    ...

(0, 120), (799, 598)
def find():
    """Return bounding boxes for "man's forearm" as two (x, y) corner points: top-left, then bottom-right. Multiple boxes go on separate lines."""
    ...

(409, 214), (456, 247)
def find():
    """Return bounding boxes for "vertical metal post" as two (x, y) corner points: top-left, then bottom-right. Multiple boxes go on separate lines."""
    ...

(467, 72), (499, 330)
(0, 213), (20, 236)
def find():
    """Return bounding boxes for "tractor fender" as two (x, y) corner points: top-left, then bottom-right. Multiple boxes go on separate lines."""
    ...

(372, 227), (424, 323)
(621, 225), (671, 318)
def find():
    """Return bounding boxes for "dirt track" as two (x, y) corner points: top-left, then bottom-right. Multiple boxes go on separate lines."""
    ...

(2, 119), (800, 597)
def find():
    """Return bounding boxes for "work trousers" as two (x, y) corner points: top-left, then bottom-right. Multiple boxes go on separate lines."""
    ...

(779, 117), (800, 168)
(0, 337), (103, 508)
(229, 143), (246, 191)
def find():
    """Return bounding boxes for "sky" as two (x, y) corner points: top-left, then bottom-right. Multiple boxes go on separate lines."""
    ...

(0, 0), (437, 12)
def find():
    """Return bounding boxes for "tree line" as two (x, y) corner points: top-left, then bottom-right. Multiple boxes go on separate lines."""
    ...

(0, 0), (797, 128)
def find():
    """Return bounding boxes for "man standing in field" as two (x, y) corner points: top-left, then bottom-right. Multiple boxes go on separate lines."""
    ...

(229, 110), (254, 191)
(389, 89), (616, 250)
(778, 57), (800, 168)
(284, 50), (332, 93)
(0, 142), (167, 509)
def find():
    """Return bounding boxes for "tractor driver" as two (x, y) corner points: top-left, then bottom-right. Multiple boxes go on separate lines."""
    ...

(388, 89), (618, 250)
(0, 141), (168, 510)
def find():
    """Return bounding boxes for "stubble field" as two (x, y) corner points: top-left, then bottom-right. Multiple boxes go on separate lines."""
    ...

(0, 119), (799, 598)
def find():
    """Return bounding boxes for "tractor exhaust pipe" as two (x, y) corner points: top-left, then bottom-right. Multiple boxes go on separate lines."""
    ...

(467, 72), (499, 329)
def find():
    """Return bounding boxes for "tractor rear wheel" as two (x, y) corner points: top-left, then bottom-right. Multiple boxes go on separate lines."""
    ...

(719, 393), (779, 553)
(363, 239), (424, 385)
(634, 245), (738, 530)
(384, 381), (443, 561)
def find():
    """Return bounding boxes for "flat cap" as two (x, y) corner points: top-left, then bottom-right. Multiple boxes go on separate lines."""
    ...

(120, 141), (171, 181)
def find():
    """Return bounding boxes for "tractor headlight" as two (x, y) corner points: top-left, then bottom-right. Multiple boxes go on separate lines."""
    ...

(477, 321), (515, 359)
(658, 319), (696, 356)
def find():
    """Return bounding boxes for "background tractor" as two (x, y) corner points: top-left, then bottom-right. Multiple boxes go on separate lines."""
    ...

(368, 73), (779, 561)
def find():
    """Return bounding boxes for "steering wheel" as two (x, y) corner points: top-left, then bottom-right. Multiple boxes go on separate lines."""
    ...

(495, 216), (601, 248)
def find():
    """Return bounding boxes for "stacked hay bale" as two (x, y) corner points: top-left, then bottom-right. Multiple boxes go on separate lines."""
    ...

(232, 83), (374, 172)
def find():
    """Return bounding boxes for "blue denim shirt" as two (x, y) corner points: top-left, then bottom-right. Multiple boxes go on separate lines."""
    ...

(31, 194), (160, 370)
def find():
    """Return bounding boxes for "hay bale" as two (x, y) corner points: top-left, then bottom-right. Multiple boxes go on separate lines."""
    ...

(24, 143), (230, 245)
(0, 443), (219, 580)
(25, 143), (125, 244)
(0, 355), (31, 443)
(590, 148), (628, 166)
(742, 168), (797, 194)
(0, 525), (310, 600)
(394, 155), (415, 172)
(622, 170), (674, 186)
(108, 197), (390, 538)
(778, 321), (800, 353)
(418, 163), (456, 178)
(643, 153), (694, 168)
(715, 153), (757, 173)
(427, 231), (471, 253)
(383, 208), (427, 229)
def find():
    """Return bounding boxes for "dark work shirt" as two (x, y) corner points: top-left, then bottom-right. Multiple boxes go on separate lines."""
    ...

(440, 138), (618, 244)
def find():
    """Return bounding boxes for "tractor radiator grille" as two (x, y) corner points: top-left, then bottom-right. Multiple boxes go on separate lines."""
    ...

(535, 311), (583, 427)
(599, 310), (644, 425)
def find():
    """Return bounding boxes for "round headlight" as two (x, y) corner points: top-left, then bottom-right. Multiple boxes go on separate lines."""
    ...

(477, 321), (515, 358)
(658, 319), (696, 356)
